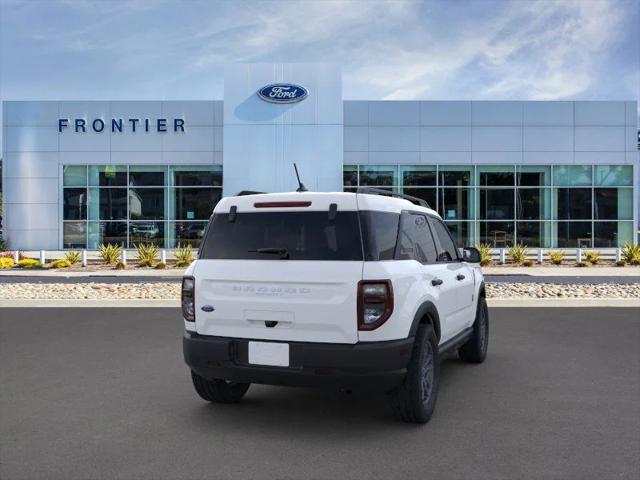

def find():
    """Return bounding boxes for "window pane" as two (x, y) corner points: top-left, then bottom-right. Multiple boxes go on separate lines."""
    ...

(343, 165), (358, 186)
(480, 222), (514, 247)
(517, 188), (551, 220)
(171, 166), (222, 187)
(445, 221), (470, 247)
(172, 221), (208, 248)
(593, 222), (621, 248)
(343, 187), (358, 193)
(516, 222), (549, 247)
(556, 188), (591, 220)
(172, 188), (221, 220)
(63, 188), (87, 220)
(397, 214), (437, 263)
(557, 222), (592, 248)
(63, 166), (86, 186)
(402, 188), (436, 211)
(595, 188), (633, 220)
(63, 222), (86, 248)
(359, 165), (397, 186)
(438, 165), (473, 186)
(129, 165), (165, 186)
(553, 165), (591, 186)
(478, 166), (514, 186)
(401, 166), (436, 186)
(430, 217), (459, 261)
(130, 222), (165, 247)
(88, 222), (127, 248)
(595, 165), (633, 186)
(88, 165), (127, 186)
(129, 188), (165, 220)
(439, 188), (472, 220)
(360, 211), (400, 261)
(479, 189), (514, 220)
(89, 188), (127, 220)
(517, 165), (551, 186)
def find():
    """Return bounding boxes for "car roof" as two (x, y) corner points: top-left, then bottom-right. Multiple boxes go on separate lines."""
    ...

(214, 191), (440, 217)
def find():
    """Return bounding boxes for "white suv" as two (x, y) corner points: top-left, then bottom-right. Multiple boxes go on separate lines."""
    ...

(182, 190), (488, 424)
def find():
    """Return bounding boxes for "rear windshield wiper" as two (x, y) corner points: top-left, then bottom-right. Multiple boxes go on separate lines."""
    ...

(248, 247), (290, 259)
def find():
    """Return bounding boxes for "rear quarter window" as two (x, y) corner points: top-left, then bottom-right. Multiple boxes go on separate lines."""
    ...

(200, 211), (363, 261)
(359, 211), (400, 261)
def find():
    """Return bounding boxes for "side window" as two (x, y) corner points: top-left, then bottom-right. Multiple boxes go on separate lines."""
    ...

(396, 213), (438, 264)
(429, 217), (459, 262)
(360, 211), (400, 261)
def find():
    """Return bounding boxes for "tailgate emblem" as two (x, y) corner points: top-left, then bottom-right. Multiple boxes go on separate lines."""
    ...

(201, 305), (215, 312)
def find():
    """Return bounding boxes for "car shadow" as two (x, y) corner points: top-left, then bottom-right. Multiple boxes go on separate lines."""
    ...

(181, 356), (484, 436)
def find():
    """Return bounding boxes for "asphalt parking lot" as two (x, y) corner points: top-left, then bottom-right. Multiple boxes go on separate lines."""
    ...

(1, 307), (638, 480)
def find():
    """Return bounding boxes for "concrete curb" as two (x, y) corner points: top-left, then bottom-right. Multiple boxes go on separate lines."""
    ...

(487, 298), (640, 308)
(1, 298), (639, 308)
(0, 299), (180, 308)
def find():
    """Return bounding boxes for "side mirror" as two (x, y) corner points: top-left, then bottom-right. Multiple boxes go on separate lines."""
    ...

(462, 247), (481, 263)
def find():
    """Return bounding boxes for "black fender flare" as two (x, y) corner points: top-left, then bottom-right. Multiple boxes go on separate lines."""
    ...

(478, 281), (486, 299)
(408, 301), (442, 341)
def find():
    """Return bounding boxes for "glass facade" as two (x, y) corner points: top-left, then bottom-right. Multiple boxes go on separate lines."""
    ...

(62, 165), (222, 248)
(343, 164), (634, 248)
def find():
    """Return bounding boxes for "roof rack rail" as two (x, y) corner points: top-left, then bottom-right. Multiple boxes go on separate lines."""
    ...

(235, 190), (266, 196)
(356, 187), (431, 209)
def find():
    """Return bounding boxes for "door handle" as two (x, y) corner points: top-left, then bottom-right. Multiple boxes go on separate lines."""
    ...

(456, 274), (466, 281)
(431, 278), (443, 286)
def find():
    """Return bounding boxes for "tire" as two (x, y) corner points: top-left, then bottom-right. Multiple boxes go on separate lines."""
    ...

(388, 324), (439, 424)
(190, 371), (250, 404)
(458, 296), (489, 363)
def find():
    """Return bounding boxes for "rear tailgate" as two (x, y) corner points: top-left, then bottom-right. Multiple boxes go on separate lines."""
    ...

(193, 192), (363, 344)
(194, 260), (361, 343)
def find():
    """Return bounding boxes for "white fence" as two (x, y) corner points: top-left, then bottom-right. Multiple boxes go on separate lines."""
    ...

(10, 249), (199, 267)
(487, 248), (622, 264)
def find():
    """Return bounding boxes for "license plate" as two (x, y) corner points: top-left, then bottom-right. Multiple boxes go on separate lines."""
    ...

(248, 341), (290, 367)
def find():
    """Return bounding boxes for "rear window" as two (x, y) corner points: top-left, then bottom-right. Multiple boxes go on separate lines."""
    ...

(200, 211), (363, 261)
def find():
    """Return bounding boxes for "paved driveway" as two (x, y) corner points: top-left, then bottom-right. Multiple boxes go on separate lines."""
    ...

(1, 307), (638, 480)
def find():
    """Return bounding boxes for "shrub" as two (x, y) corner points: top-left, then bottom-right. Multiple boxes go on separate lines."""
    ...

(577, 260), (589, 268)
(51, 259), (71, 269)
(17, 258), (43, 269)
(0, 257), (15, 269)
(522, 259), (534, 267)
(65, 251), (81, 265)
(175, 244), (194, 267)
(1, 251), (26, 260)
(135, 243), (159, 267)
(476, 242), (492, 267)
(548, 250), (564, 265)
(584, 251), (600, 265)
(621, 242), (640, 265)
(99, 243), (122, 264)
(115, 261), (127, 270)
(616, 259), (627, 267)
(155, 262), (167, 269)
(507, 243), (528, 264)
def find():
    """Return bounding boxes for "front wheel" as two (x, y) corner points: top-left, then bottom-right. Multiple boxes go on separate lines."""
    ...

(190, 371), (250, 403)
(388, 324), (440, 424)
(458, 296), (489, 363)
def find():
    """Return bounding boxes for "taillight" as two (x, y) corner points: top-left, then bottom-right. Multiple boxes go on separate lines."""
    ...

(182, 276), (195, 322)
(357, 280), (393, 330)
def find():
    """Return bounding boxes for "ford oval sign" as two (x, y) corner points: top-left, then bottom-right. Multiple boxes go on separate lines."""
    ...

(257, 84), (308, 104)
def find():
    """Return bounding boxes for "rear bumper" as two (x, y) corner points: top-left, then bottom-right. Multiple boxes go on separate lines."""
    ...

(183, 332), (414, 391)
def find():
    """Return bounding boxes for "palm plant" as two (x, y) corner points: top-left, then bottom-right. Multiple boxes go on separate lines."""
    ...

(136, 243), (159, 267)
(507, 243), (528, 265)
(99, 243), (122, 264)
(475, 242), (492, 267)
(175, 243), (194, 267)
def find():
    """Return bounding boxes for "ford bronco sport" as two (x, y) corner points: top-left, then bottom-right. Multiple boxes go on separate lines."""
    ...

(182, 189), (488, 424)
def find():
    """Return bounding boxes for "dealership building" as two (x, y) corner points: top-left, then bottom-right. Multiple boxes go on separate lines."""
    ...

(1, 63), (638, 250)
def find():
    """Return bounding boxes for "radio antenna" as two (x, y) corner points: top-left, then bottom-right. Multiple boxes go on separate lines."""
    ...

(293, 163), (308, 192)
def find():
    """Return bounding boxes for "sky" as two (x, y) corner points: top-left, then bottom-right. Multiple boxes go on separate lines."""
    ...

(0, 0), (638, 152)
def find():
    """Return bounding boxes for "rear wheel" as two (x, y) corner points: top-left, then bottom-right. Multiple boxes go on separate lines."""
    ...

(388, 324), (439, 424)
(458, 296), (489, 363)
(190, 371), (250, 403)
